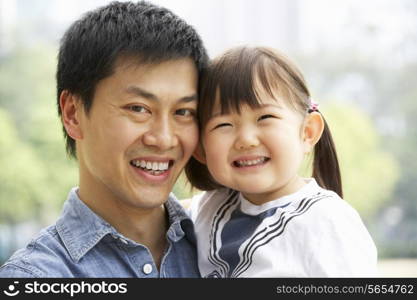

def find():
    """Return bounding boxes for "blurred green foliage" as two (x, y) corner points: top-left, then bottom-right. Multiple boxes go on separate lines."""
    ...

(0, 46), (78, 226)
(323, 104), (399, 219)
(0, 108), (46, 223)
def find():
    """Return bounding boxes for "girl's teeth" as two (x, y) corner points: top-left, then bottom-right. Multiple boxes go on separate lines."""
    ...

(237, 157), (265, 166)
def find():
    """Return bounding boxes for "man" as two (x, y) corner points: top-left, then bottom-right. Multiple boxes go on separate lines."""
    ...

(0, 1), (207, 277)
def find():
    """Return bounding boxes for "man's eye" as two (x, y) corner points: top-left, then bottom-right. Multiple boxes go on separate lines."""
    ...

(176, 108), (195, 117)
(128, 105), (150, 113)
(258, 114), (275, 121)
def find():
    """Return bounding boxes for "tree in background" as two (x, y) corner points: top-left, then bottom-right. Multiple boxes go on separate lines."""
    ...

(297, 0), (417, 258)
(323, 104), (399, 219)
(0, 108), (46, 223)
(0, 46), (78, 222)
(299, 42), (417, 258)
(0, 47), (78, 263)
(0, 108), (46, 260)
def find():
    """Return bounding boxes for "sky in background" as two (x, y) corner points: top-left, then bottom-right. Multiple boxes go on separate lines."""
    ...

(1, 0), (415, 62)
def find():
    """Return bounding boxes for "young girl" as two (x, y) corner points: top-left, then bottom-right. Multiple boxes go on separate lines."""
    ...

(186, 46), (377, 277)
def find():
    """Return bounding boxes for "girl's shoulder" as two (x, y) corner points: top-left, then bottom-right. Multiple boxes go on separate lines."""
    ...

(293, 187), (377, 276)
(283, 179), (365, 233)
(297, 187), (361, 225)
(293, 186), (372, 244)
(311, 190), (362, 221)
(291, 179), (356, 218)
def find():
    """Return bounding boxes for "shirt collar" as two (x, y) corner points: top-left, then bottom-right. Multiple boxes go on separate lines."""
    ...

(56, 188), (195, 263)
(56, 188), (117, 263)
(165, 192), (196, 244)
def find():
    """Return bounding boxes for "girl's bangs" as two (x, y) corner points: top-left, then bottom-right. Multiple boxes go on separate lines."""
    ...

(198, 47), (306, 129)
(211, 48), (281, 115)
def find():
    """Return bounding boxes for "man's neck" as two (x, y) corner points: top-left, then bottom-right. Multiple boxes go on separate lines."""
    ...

(77, 183), (169, 268)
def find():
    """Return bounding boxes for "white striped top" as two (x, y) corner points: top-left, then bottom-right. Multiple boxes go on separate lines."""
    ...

(189, 178), (377, 277)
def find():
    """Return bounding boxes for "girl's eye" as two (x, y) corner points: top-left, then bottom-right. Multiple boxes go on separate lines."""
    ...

(213, 123), (232, 129)
(258, 114), (275, 121)
(128, 105), (150, 114)
(176, 108), (195, 117)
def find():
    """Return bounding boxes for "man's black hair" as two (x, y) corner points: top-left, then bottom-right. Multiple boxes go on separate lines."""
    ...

(57, 1), (208, 157)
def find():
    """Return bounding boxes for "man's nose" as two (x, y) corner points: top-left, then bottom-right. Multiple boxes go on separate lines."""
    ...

(142, 117), (179, 151)
(234, 127), (260, 151)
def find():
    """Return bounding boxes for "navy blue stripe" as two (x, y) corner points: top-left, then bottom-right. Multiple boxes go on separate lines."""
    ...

(208, 190), (239, 276)
(234, 198), (325, 277)
(233, 198), (313, 276)
(233, 194), (329, 277)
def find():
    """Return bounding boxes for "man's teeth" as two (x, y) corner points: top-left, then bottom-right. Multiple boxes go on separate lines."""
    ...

(235, 157), (267, 167)
(132, 160), (170, 171)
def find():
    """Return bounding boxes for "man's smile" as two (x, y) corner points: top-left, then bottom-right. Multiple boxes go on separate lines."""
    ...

(130, 157), (174, 175)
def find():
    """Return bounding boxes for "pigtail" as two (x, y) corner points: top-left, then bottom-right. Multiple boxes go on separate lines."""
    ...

(312, 117), (343, 198)
(185, 157), (222, 191)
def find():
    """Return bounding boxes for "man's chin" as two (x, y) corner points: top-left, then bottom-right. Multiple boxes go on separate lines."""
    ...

(130, 189), (172, 209)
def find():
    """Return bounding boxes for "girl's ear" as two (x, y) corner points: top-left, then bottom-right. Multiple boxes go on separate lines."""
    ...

(302, 111), (324, 153)
(192, 142), (207, 164)
(60, 90), (83, 140)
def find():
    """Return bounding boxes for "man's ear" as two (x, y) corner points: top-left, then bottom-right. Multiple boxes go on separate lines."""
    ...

(59, 90), (83, 140)
(302, 112), (324, 153)
(192, 142), (207, 165)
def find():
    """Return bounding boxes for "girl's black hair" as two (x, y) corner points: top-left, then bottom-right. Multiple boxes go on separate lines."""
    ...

(185, 46), (343, 198)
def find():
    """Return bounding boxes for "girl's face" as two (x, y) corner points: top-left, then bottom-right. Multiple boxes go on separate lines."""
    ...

(201, 90), (312, 205)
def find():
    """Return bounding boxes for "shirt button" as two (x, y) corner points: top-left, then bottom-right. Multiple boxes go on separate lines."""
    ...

(142, 263), (153, 275)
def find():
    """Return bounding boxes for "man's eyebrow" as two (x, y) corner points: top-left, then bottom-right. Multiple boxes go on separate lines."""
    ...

(125, 86), (157, 101)
(179, 94), (198, 103)
(125, 86), (197, 103)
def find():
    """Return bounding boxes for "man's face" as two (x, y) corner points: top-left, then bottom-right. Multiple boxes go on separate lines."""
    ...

(77, 57), (198, 209)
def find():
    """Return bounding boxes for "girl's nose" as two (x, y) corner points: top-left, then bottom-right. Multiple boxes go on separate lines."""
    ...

(234, 128), (260, 150)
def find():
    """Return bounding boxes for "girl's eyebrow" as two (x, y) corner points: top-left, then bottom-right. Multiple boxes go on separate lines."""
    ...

(209, 111), (223, 119)
(208, 102), (283, 120)
(258, 102), (283, 109)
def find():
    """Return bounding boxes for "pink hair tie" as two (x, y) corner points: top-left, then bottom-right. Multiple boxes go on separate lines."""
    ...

(308, 98), (319, 112)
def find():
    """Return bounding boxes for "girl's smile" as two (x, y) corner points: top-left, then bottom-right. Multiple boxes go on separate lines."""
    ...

(231, 155), (270, 169)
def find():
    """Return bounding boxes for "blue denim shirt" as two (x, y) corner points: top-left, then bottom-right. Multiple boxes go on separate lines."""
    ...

(0, 188), (200, 278)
